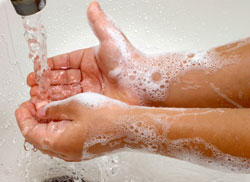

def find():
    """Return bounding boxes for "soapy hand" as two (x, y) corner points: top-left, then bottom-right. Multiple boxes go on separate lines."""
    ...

(17, 1), (149, 161)
(15, 92), (127, 161)
(15, 0), (250, 166)
(28, 1), (145, 110)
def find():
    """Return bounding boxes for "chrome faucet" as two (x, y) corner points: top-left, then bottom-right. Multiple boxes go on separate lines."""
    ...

(10, 0), (46, 16)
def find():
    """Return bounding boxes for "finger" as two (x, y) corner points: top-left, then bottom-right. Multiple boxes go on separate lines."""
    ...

(19, 101), (36, 117)
(42, 100), (80, 121)
(25, 120), (73, 151)
(50, 84), (82, 101)
(48, 54), (70, 70)
(30, 84), (82, 101)
(27, 72), (37, 87)
(87, 1), (124, 42)
(16, 101), (73, 149)
(16, 101), (80, 160)
(30, 86), (39, 97)
(28, 68), (82, 87)
(50, 69), (82, 85)
(32, 49), (85, 72)
(48, 49), (86, 70)
(15, 101), (38, 137)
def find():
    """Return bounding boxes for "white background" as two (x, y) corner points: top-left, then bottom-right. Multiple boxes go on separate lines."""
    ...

(0, 0), (250, 181)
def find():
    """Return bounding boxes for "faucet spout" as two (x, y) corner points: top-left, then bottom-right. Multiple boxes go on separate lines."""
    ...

(10, 0), (46, 16)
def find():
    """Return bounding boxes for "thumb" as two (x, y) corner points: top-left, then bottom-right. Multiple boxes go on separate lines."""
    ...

(38, 100), (77, 121)
(87, 1), (125, 42)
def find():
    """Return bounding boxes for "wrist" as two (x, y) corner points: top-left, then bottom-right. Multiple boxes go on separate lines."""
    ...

(82, 102), (129, 159)
(117, 106), (164, 152)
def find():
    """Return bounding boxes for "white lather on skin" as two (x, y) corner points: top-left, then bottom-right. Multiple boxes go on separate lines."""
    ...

(45, 92), (128, 110)
(89, 10), (243, 104)
(45, 12), (250, 172)
(103, 16), (239, 104)
(45, 92), (250, 173)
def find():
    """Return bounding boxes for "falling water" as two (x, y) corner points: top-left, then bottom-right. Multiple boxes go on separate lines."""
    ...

(22, 13), (50, 100)
(20, 12), (122, 182)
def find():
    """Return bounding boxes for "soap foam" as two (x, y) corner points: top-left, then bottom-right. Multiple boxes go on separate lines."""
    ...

(44, 93), (127, 160)
(89, 11), (243, 105)
(45, 92), (128, 111)
(167, 138), (250, 173)
(107, 28), (131, 60)
(116, 106), (250, 173)
(105, 23), (239, 104)
(46, 93), (250, 172)
(122, 112), (250, 173)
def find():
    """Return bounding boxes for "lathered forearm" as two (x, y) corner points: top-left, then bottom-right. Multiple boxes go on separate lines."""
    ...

(153, 38), (250, 108)
(32, 92), (250, 170)
(143, 38), (250, 107)
(112, 38), (250, 107)
(116, 106), (250, 172)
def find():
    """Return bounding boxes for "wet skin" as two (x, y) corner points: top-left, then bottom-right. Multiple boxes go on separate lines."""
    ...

(16, 1), (250, 168)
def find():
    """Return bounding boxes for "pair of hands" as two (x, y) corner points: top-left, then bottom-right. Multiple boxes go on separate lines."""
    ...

(16, 2), (147, 161)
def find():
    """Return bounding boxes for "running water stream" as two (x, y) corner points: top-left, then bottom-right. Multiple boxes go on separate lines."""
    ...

(22, 13), (50, 100)
(21, 12), (120, 182)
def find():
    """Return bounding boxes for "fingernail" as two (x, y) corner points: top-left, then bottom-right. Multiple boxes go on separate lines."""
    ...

(90, 1), (101, 12)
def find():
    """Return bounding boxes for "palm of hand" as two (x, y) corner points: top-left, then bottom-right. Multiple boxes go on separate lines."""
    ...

(29, 44), (140, 109)
(28, 5), (142, 108)
(17, 1), (143, 161)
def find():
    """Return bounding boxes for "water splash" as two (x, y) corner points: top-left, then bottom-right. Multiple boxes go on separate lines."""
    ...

(20, 12), (124, 182)
(22, 13), (51, 100)
(96, 156), (120, 182)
